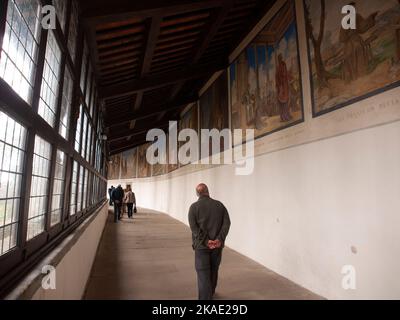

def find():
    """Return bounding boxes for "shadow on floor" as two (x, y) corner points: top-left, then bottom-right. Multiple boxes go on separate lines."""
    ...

(84, 208), (323, 300)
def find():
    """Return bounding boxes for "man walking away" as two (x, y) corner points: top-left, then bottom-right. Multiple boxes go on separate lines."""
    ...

(124, 186), (136, 219)
(122, 187), (128, 218)
(188, 183), (231, 300)
(108, 186), (115, 206)
(111, 185), (124, 223)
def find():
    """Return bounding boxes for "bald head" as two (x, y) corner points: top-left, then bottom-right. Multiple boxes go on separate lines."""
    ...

(196, 183), (209, 197)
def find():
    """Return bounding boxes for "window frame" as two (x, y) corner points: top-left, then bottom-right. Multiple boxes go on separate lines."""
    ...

(0, 0), (107, 297)
(0, 111), (28, 257)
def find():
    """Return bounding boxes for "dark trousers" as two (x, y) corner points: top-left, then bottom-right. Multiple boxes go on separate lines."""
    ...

(195, 248), (222, 300)
(113, 203), (121, 222)
(127, 203), (134, 218)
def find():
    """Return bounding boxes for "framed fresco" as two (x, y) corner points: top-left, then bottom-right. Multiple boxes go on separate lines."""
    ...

(167, 160), (179, 173)
(108, 154), (121, 180)
(152, 163), (167, 176)
(137, 143), (152, 178)
(199, 70), (229, 155)
(179, 102), (199, 166)
(152, 139), (167, 176)
(229, 0), (304, 142)
(180, 103), (199, 135)
(304, 0), (400, 116)
(166, 133), (179, 173)
(200, 71), (229, 131)
(120, 148), (138, 179)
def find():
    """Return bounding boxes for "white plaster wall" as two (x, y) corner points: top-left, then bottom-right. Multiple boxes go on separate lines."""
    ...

(110, 120), (400, 300)
(11, 204), (109, 300)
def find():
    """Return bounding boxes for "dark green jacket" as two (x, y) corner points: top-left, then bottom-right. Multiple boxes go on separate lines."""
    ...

(188, 195), (231, 250)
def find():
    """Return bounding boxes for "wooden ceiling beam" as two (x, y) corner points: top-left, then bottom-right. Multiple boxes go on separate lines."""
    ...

(140, 16), (162, 75)
(192, 1), (234, 63)
(132, 14), (162, 112)
(168, 0), (233, 101)
(134, 92), (143, 111)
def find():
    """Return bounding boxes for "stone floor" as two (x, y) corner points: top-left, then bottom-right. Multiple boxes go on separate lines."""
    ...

(84, 208), (323, 300)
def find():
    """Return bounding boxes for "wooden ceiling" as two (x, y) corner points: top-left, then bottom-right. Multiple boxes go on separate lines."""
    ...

(81, 0), (276, 156)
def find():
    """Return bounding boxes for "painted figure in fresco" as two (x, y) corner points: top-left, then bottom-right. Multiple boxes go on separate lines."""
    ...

(397, 0), (400, 63)
(110, 155), (121, 179)
(212, 104), (224, 129)
(241, 89), (256, 126)
(289, 75), (300, 112)
(138, 147), (147, 177)
(275, 54), (292, 122)
(339, 2), (378, 82)
(120, 158), (127, 178)
(397, 29), (400, 63)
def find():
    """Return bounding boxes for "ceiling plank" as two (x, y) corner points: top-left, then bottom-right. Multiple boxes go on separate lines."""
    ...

(97, 34), (143, 49)
(99, 62), (226, 99)
(109, 140), (148, 156)
(108, 121), (172, 143)
(82, 0), (226, 22)
(105, 95), (197, 128)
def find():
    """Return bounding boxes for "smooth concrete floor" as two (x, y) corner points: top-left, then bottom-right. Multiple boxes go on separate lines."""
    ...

(84, 208), (323, 300)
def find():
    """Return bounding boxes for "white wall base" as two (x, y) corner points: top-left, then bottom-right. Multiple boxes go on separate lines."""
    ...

(6, 203), (109, 300)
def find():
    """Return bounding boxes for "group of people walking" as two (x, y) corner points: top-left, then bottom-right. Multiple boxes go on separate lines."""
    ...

(108, 185), (136, 223)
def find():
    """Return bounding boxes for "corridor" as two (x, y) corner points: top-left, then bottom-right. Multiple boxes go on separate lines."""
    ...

(1, 0), (398, 301)
(84, 209), (322, 300)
